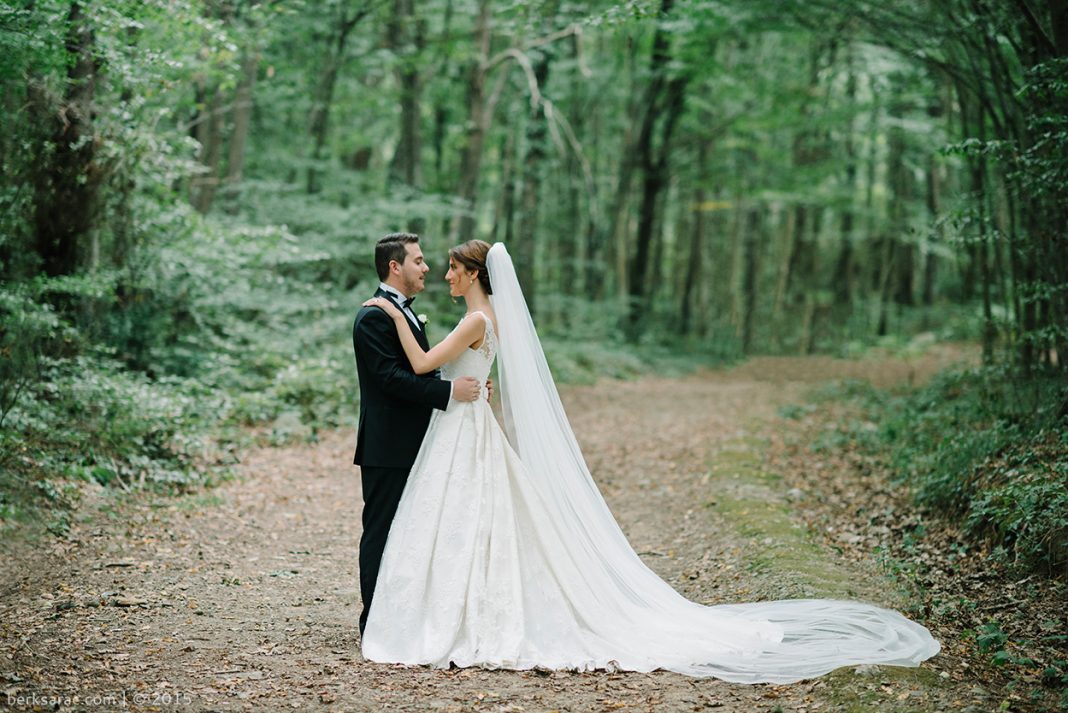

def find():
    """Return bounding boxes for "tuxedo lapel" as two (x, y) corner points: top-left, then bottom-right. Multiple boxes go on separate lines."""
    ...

(380, 290), (405, 316)
(401, 306), (429, 350)
(413, 322), (430, 351)
(378, 289), (430, 351)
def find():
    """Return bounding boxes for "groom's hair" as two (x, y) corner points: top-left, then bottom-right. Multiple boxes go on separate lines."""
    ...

(375, 233), (420, 280)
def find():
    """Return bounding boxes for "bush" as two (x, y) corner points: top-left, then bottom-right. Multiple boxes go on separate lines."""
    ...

(846, 365), (1068, 576)
(542, 339), (647, 384)
(0, 354), (230, 531)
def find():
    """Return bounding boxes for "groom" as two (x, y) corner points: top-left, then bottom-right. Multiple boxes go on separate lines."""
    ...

(352, 233), (482, 637)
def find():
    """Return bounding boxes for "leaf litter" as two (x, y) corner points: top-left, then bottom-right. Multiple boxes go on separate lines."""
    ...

(0, 345), (1022, 712)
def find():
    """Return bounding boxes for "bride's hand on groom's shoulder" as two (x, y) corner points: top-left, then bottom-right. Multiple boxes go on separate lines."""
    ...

(363, 296), (401, 320)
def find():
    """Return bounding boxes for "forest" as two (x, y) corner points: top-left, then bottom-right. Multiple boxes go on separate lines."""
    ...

(2, 0), (1067, 538)
(1, 0), (1067, 704)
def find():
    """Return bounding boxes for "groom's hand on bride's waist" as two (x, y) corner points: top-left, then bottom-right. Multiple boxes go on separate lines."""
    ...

(451, 377), (481, 403)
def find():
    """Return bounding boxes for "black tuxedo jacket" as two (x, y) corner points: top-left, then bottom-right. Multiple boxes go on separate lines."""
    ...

(352, 288), (452, 469)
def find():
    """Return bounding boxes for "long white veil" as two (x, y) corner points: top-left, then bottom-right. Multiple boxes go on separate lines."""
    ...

(485, 242), (940, 683)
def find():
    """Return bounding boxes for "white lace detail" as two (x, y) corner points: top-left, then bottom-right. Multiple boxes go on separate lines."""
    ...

(467, 310), (497, 362)
(438, 311), (495, 399)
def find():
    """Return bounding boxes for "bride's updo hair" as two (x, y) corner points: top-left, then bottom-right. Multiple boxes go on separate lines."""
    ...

(449, 239), (493, 295)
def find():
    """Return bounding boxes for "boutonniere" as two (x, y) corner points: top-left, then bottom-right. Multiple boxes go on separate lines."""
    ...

(417, 313), (428, 325)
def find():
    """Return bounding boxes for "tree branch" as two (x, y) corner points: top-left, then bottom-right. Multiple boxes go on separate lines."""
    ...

(1009, 0), (1058, 56)
(485, 23), (586, 72)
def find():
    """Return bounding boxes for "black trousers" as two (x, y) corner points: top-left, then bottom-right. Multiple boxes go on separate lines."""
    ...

(358, 465), (409, 637)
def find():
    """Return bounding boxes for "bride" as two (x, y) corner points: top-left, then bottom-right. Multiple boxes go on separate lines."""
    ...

(359, 239), (940, 683)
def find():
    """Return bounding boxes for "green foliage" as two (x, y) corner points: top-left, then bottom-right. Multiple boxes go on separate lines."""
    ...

(966, 445), (1068, 576)
(2, 0), (1066, 541)
(264, 356), (353, 433)
(0, 286), (70, 427)
(977, 622), (1009, 654)
(542, 338), (647, 384)
(0, 195), (362, 529)
(821, 365), (1068, 577)
(0, 353), (228, 530)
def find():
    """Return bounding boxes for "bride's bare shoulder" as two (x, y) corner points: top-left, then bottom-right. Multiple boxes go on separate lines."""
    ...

(461, 309), (497, 349)
(475, 309), (498, 336)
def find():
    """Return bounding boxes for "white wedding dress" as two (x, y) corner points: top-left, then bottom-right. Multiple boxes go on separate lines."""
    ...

(361, 244), (940, 684)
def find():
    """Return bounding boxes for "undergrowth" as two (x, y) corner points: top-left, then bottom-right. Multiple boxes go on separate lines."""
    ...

(812, 365), (1068, 578)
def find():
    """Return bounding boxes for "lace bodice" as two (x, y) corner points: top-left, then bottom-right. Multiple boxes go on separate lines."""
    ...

(439, 311), (497, 385)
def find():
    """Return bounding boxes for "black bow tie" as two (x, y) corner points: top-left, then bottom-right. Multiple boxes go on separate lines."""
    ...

(402, 296), (415, 309)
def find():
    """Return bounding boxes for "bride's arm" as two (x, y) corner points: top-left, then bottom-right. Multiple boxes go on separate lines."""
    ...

(363, 298), (484, 375)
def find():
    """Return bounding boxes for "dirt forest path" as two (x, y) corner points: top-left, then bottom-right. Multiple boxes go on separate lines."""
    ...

(1, 348), (981, 712)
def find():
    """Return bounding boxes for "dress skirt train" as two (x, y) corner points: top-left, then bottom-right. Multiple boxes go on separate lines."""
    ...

(361, 398), (940, 683)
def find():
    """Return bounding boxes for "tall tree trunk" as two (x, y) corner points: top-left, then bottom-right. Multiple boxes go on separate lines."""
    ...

(1051, 0), (1068, 55)
(783, 205), (809, 307)
(878, 80), (906, 337)
(430, 0), (455, 192)
(191, 85), (224, 213)
(773, 209), (796, 322)
(515, 48), (553, 315)
(863, 91), (881, 303)
(567, 28), (595, 297)
(625, 0), (689, 340)
(834, 207), (856, 302)
(953, 81), (980, 301)
(306, 3), (368, 194)
(491, 121), (517, 244)
(189, 0), (234, 213)
(680, 144), (708, 334)
(583, 120), (602, 298)
(833, 39), (858, 304)
(887, 92), (914, 306)
(1018, 211), (1039, 369)
(991, 171), (1012, 334)
(33, 1), (100, 276)
(875, 235), (896, 337)
(603, 35), (643, 304)
(450, 0), (491, 241)
(606, 114), (637, 304)
(646, 182), (671, 309)
(922, 153), (941, 307)
(775, 38), (829, 337)
(105, 22), (142, 272)
(388, 0), (424, 204)
(972, 104), (996, 363)
(1032, 12), (1068, 368)
(740, 208), (762, 354)
(798, 208), (822, 354)
(562, 147), (581, 296)
(223, 48), (258, 212)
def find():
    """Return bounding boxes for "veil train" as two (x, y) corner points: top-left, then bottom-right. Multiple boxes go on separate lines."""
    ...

(485, 242), (940, 683)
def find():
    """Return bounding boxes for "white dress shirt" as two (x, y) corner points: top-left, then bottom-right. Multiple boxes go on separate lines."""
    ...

(377, 282), (422, 328)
